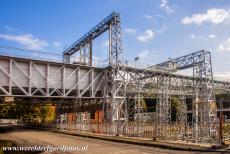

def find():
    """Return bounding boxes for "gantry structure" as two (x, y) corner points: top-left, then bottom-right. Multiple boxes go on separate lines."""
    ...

(0, 12), (230, 144)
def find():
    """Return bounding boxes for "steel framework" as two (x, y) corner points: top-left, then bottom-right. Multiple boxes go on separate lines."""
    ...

(150, 50), (217, 142)
(63, 12), (126, 135)
(63, 12), (122, 65)
(0, 12), (230, 145)
(0, 50), (230, 143)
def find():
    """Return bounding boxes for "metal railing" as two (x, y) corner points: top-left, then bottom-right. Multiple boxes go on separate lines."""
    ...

(37, 122), (156, 138)
(0, 45), (63, 63)
(0, 45), (108, 67)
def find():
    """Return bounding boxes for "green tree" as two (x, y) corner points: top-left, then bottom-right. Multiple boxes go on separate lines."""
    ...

(171, 97), (180, 122)
(0, 104), (11, 118)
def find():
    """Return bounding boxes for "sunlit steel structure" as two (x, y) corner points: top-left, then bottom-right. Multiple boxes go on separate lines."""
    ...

(0, 12), (230, 144)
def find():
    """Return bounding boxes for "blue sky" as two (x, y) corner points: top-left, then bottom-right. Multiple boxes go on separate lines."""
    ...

(0, 0), (230, 80)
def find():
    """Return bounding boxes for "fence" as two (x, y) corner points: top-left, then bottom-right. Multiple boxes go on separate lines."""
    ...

(0, 119), (20, 125)
(0, 45), (108, 68)
(224, 122), (230, 144)
(38, 121), (223, 143)
(39, 122), (156, 138)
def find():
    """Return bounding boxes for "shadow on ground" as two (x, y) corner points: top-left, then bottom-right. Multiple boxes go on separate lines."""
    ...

(0, 126), (44, 154)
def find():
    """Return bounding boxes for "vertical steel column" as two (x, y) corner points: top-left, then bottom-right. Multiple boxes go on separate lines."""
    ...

(134, 72), (144, 136)
(90, 69), (94, 97)
(109, 24), (112, 66)
(80, 47), (82, 65)
(83, 45), (87, 64)
(9, 58), (12, 95)
(176, 78), (187, 140)
(104, 13), (127, 135)
(177, 94), (187, 140)
(28, 61), (32, 95)
(156, 75), (171, 139)
(63, 54), (70, 63)
(62, 66), (65, 96)
(76, 68), (81, 97)
(103, 69), (112, 123)
(192, 51), (217, 143)
(89, 40), (93, 66)
(46, 63), (50, 96)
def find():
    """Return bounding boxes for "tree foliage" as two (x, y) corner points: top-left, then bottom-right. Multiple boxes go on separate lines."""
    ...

(0, 102), (56, 124)
(171, 96), (180, 122)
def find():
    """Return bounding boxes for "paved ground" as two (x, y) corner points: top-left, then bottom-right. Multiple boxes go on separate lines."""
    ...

(0, 128), (228, 154)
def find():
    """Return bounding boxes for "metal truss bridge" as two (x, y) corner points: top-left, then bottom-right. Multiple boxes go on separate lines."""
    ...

(0, 12), (230, 145)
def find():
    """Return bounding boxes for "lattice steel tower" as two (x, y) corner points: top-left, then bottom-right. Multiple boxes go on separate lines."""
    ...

(63, 12), (127, 135)
(151, 50), (218, 143)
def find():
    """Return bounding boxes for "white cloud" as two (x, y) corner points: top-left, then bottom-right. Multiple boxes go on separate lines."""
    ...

(160, 0), (174, 14)
(137, 29), (155, 43)
(0, 33), (48, 50)
(155, 14), (166, 18)
(189, 34), (202, 39)
(53, 41), (63, 48)
(144, 14), (153, 20)
(143, 14), (158, 24)
(218, 38), (230, 53)
(182, 8), (230, 25)
(124, 28), (136, 35)
(190, 34), (217, 39)
(209, 34), (216, 38)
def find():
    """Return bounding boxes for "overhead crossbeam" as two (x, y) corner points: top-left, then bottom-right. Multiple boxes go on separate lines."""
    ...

(63, 12), (121, 65)
(149, 50), (209, 71)
(149, 50), (218, 143)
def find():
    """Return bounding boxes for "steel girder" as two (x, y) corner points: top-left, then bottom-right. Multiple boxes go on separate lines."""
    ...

(62, 12), (127, 135)
(63, 12), (121, 64)
(0, 56), (104, 99)
(98, 13), (127, 135)
(148, 50), (218, 143)
(192, 51), (217, 143)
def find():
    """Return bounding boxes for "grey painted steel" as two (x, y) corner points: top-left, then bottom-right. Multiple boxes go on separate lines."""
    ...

(0, 55), (229, 99)
(63, 12), (121, 65)
(1, 11), (230, 145)
(0, 55), (104, 98)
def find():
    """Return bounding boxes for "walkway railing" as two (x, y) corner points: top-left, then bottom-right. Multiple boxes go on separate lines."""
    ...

(35, 121), (218, 142)
(38, 122), (156, 138)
